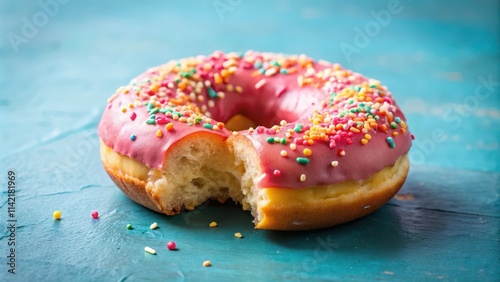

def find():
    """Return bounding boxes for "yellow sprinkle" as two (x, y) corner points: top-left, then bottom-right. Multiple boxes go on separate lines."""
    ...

(226, 84), (234, 92)
(361, 138), (368, 145)
(209, 221), (218, 228)
(331, 161), (339, 167)
(280, 120), (287, 126)
(203, 260), (211, 267)
(53, 210), (62, 220)
(364, 134), (372, 140)
(290, 143), (297, 150)
(129, 103), (135, 109)
(297, 76), (304, 87)
(165, 123), (174, 131)
(300, 174), (306, 182)
(121, 107), (127, 113)
(213, 125), (220, 131)
(255, 79), (266, 89)
(280, 150), (288, 157)
(144, 246), (156, 255)
(234, 232), (243, 238)
(156, 130), (163, 138)
(303, 148), (312, 157)
(235, 86), (243, 93)
(350, 127), (360, 133)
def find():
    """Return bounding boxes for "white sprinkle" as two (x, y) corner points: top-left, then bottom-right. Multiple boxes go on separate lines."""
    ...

(208, 100), (215, 108)
(364, 205), (371, 210)
(167, 82), (174, 89)
(300, 174), (306, 182)
(150, 222), (158, 230)
(255, 79), (266, 89)
(265, 68), (277, 76)
(144, 246), (156, 255)
(331, 161), (339, 167)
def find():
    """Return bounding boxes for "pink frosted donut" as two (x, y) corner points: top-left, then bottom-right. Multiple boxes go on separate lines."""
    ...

(98, 51), (412, 230)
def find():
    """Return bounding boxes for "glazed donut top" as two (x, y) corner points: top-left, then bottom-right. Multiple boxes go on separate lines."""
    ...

(98, 51), (412, 188)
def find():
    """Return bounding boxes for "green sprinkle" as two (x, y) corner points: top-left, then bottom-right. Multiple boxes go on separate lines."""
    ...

(174, 78), (181, 84)
(280, 138), (287, 145)
(195, 117), (203, 124)
(208, 86), (218, 98)
(127, 224), (133, 230)
(358, 103), (365, 108)
(147, 102), (154, 110)
(146, 119), (156, 125)
(266, 137), (275, 144)
(395, 117), (401, 123)
(294, 127), (302, 133)
(390, 121), (398, 129)
(203, 123), (213, 129)
(258, 68), (266, 74)
(149, 108), (159, 114)
(280, 69), (288, 74)
(159, 109), (168, 113)
(296, 157), (310, 165)
(386, 137), (396, 148)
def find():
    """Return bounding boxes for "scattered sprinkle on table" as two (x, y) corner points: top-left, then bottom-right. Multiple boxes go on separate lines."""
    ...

(144, 246), (156, 255)
(53, 210), (62, 220)
(209, 221), (217, 228)
(166, 241), (177, 250)
(234, 232), (243, 238)
(150, 222), (158, 230)
(203, 260), (211, 267)
(91, 210), (99, 219)
(127, 224), (133, 230)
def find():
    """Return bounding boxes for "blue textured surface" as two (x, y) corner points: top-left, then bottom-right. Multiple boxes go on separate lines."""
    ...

(1, 0), (499, 281)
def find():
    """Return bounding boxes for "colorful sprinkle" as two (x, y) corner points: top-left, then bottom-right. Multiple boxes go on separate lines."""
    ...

(273, 170), (281, 176)
(203, 260), (211, 267)
(255, 79), (266, 89)
(156, 130), (163, 138)
(130, 112), (137, 121)
(130, 134), (137, 141)
(386, 137), (396, 148)
(144, 246), (156, 255)
(91, 210), (99, 219)
(167, 241), (177, 250)
(280, 150), (288, 157)
(296, 157), (310, 165)
(127, 224), (133, 230)
(209, 221), (218, 228)
(234, 232), (243, 238)
(150, 222), (158, 230)
(53, 210), (61, 220)
(300, 174), (306, 182)
(303, 148), (312, 156)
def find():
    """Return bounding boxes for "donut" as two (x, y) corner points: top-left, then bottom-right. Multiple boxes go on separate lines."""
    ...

(98, 51), (412, 230)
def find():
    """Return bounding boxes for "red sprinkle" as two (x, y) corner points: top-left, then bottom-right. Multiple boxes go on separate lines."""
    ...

(273, 170), (281, 176)
(91, 210), (99, 219)
(167, 241), (177, 250)
(130, 112), (137, 121)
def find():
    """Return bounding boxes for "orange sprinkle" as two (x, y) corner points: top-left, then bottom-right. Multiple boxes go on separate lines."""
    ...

(156, 130), (163, 138)
(121, 107), (127, 113)
(350, 127), (360, 133)
(214, 73), (223, 84)
(165, 123), (174, 131)
(303, 148), (312, 156)
(392, 131), (399, 137)
(361, 138), (368, 145)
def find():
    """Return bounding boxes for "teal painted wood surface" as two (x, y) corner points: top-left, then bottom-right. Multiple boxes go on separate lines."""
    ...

(1, 0), (499, 281)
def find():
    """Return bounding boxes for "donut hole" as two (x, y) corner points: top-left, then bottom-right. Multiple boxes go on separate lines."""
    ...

(225, 114), (258, 131)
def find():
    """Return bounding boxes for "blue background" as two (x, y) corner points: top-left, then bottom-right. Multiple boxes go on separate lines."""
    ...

(1, 0), (499, 281)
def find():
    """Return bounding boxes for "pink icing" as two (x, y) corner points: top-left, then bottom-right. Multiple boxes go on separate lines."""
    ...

(98, 51), (412, 188)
